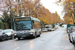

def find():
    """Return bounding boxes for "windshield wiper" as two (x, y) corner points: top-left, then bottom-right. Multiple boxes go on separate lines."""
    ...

(15, 22), (23, 30)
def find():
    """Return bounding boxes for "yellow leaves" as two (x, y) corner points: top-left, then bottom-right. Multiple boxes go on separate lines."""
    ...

(21, 4), (25, 8)
(33, 8), (35, 11)
(56, 0), (61, 2)
(31, 15), (35, 17)
(69, 0), (75, 2)
(57, 4), (59, 6)
(72, 13), (74, 19)
(69, 22), (73, 24)
(11, 8), (16, 12)
(69, 17), (73, 24)
(56, 0), (75, 24)
(64, 14), (74, 24)
(68, 5), (70, 8)
(65, 0), (69, 2)
(14, 0), (61, 25)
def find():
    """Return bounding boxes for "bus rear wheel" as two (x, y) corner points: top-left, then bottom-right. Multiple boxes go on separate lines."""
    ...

(32, 33), (37, 38)
(37, 32), (41, 37)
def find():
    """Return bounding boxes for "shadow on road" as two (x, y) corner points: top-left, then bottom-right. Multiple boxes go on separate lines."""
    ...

(15, 36), (40, 41)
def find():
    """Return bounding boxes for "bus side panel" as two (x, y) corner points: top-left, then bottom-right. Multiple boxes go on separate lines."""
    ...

(32, 21), (41, 36)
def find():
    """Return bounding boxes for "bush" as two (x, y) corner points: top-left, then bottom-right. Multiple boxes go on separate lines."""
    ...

(0, 22), (9, 29)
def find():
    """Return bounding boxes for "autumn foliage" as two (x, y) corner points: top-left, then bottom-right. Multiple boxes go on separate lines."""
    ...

(57, 0), (75, 24)
(0, 0), (61, 26)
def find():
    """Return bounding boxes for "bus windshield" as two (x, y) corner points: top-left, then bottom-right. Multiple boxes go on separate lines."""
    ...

(14, 21), (32, 30)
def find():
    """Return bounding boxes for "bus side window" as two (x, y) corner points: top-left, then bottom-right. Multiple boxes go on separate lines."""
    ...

(33, 21), (40, 28)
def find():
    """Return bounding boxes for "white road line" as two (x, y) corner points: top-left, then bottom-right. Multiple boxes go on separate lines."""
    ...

(14, 47), (20, 50)
(23, 43), (28, 46)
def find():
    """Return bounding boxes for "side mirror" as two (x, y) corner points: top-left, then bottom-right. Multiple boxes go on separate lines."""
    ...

(32, 20), (34, 23)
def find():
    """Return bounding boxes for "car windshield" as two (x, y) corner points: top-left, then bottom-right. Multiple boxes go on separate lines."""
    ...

(3, 30), (12, 33)
(14, 21), (32, 30)
(45, 26), (51, 28)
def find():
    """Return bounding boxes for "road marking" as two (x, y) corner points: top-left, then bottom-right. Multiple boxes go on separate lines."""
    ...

(14, 47), (20, 50)
(23, 43), (28, 46)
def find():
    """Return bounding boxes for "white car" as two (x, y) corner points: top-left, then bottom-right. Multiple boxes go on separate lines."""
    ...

(45, 25), (52, 31)
(42, 28), (47, 32)
(0, 29), (8, 41)
(69, 31), (75, 44)
(55, 25), (58, 29)
(69, 26), (75, 44)
(3, 29), (14, 39)
(51, 28), (55, 31)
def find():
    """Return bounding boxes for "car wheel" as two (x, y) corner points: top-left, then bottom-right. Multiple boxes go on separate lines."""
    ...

(18, 37), (20, 40)
(37, 34), (40, 37)
(37, 32), (41, 37)
(69, 37), (72, 43)
(11, 35), (14, 39)
(72, 38), (75, 44)
(33, 32), (37, 38)
(34, 33), (37, 38)
(1, 37), (4, 41)
(6, 36), (9, 40)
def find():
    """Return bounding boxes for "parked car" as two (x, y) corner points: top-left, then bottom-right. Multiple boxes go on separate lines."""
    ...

(69, 26), (75, 44)
(45, 25), (52, 31)
(3, 29), (14, 39)
(42, 28), (47, 32)
(69, 31), (75, 44)
(51, 28), (55, 31)
(0, 29), (8, 41)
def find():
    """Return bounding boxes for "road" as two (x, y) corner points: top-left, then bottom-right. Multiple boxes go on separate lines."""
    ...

(0, 25), (75, 50)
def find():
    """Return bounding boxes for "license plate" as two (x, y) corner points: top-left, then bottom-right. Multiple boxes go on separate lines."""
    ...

(17, 30), (28, 33)
(22, 35), (26, 37)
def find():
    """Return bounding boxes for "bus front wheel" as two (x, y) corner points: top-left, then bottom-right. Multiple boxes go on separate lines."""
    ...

(18, 37), (20, 40)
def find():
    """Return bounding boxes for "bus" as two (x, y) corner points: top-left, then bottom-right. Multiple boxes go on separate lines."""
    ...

(13, 16), (41, 40)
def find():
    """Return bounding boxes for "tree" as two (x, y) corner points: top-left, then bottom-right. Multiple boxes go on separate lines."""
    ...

(0, 0), (18, 29)
(56, 0), (75, 24)
(0, 0), (62, 29)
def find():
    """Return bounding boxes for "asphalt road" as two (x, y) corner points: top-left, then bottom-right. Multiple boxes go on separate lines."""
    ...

(0, 25), (75, 50)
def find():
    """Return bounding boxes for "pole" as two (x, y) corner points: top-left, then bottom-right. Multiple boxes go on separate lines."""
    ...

(9, 0), (12, 29)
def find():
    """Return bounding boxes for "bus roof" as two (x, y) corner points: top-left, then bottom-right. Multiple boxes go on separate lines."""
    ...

(13, 16), (40, 22)
(31, 17), (40, 22)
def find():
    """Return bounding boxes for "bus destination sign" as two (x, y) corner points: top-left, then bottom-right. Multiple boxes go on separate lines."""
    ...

(15, 17), (31, 21)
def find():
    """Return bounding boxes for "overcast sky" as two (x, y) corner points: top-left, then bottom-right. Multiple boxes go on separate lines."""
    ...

(40, 0), (64, 19)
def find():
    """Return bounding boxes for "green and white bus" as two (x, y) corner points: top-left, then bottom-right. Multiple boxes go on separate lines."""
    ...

(13, 16), (41, 40)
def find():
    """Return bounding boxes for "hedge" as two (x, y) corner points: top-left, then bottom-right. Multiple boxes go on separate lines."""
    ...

(0, 22), (9, 29)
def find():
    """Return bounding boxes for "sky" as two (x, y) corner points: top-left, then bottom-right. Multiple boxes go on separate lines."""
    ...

(40, 0), (64, 19)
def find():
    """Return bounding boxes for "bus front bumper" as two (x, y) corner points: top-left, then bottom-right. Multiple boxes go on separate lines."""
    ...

(15, 33), (33, 38)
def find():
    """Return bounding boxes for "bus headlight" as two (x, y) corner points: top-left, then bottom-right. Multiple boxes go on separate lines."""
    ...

(14, 34), (17, 35)
(30, 32), (33, 34)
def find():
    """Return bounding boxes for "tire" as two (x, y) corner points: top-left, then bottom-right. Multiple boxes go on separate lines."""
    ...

(69, 37), (72, 43)
(37, 34), (40, 37)
(72, 38), (75, 44)
(30, 32), (37, 38)
(33, 32), (37, 38)
(34, 33), (37, 38)
(6, 36), (9, 40)
(1, 37), (4, 41)
(69, 35), (72, 43)
(11, 35), (14, 39)
(18, 37), (20, 40)
(72, 39), (74, 44)
(37, 32), (41, 37)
